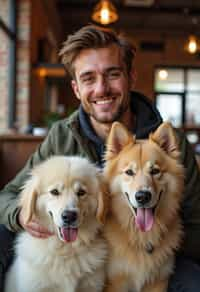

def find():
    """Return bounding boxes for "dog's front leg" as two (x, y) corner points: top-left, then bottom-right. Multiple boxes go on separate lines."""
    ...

(142, 279), (168, 292)
(104, 274), (129, 292)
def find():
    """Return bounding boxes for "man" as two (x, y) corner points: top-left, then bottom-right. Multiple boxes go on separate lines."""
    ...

(1, 25), (200, 291)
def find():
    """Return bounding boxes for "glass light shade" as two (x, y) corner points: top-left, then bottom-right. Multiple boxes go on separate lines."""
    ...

(92, 0), (118, 25)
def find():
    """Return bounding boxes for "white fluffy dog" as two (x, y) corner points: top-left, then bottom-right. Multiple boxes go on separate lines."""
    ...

(5, 156), (108, 292)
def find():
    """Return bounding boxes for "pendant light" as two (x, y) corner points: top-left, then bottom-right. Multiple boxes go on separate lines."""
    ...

(92, 0), (118, 25)
(185, 35), (199, 54)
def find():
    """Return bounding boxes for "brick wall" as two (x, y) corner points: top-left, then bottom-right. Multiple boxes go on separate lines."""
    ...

(15, 0), (31, 130)
(0, 0), (10, 133)
(0, 0), (31, 132)
(0, 0), (62, 132)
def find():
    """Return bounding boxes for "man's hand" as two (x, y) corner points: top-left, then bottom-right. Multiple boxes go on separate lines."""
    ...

(18, 210), (54, 238)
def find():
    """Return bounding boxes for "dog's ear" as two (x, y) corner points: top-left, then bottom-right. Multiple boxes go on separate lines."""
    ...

(150, 122), (179, 158)
(96, 177), (109, 224)
(19, 175), (39, 224)
(105, 122), (134, 160)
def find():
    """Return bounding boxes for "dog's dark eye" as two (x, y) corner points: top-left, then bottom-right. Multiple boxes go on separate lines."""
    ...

(150, 168), (160, 175)
(125, 169), (135, 176)
(50, 188), (60, 196)
(77, 189), (86, 197)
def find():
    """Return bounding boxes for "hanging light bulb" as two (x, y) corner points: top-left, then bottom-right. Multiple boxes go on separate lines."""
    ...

(185, 35), (198, 54)
(92, 0), (118, 25)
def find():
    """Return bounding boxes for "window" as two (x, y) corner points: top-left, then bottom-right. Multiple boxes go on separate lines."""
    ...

(156, 93), (182, 127)
(155, 67), (200, 127)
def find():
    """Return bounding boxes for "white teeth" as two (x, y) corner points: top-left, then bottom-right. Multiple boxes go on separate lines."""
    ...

(95, 99), (112, 105)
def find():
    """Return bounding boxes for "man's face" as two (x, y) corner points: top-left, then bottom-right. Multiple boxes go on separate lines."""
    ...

(71, 44), (133, 125)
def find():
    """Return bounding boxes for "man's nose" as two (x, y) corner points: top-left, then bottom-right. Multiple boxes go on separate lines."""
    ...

(95, 76), (109, 96)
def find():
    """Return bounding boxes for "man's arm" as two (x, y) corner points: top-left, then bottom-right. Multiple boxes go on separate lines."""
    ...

(178, 130), (200, 261)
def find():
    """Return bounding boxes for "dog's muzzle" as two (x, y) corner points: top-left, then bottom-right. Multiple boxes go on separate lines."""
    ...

(135, 190), (152, 206)
(61, 210), (78, 226)
(58, 210), (79, 243)
(125, 190), (163, 233)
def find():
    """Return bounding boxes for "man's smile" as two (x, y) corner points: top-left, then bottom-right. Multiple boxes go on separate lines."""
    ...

(94, 99), (114, 105)
(92, 98), (116, 112)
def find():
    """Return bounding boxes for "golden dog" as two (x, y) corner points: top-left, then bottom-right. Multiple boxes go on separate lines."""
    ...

(103, 122), (184, 292)
(5, 156), (108, 292)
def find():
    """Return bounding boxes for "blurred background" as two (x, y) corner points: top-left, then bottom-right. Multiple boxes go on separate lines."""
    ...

(1, 0), (200, 186)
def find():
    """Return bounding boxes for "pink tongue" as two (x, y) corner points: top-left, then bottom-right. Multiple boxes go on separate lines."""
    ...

(61, 227), (78, 242)
(135, 208), (154, 232)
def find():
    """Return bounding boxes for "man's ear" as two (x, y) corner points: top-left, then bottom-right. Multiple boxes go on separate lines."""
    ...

(71, 79), (81, 100)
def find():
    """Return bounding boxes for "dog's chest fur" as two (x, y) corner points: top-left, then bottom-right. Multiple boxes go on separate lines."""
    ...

(16, 231), (107, 284)
(105, 213), (182, 291)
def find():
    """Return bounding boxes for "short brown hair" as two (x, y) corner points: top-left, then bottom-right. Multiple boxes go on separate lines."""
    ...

(59, 25), (136, 79)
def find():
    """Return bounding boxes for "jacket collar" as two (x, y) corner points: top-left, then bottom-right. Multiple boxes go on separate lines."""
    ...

(131, 91), (162, 138)
(78, 106), (103, 146)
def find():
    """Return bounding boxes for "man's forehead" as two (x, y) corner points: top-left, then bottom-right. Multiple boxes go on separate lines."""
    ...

(73, 45), (123, 75)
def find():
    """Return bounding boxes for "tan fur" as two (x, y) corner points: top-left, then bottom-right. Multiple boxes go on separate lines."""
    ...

(5, 156), (108, 292)
(104, 122), (184, 292)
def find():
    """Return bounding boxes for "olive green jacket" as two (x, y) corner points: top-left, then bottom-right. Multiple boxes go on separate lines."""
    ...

(1, 95), (200, 261)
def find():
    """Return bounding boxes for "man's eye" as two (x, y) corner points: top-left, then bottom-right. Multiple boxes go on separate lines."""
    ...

(50, 189), (60, 196)
(82, 77), (94, 84)
(125, 169), (135, 176)
(108, 71), (121, 79)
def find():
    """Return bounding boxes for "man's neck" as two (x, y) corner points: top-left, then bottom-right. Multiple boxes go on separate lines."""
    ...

(90, 108), (135, 141)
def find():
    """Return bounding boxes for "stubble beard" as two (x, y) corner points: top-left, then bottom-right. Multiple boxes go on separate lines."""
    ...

(89, 101), (130, 124)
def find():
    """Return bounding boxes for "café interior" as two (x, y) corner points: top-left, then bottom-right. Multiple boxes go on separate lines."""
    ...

(1, 0), (200, 187)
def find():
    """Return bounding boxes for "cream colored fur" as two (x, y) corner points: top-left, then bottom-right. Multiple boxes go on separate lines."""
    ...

(5, 156), (108, 292)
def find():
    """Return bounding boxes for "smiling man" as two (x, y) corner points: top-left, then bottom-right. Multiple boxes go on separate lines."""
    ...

(71, 44), (132, 139)
(1, 25), (200, 291)
(63, 32), (135, 142)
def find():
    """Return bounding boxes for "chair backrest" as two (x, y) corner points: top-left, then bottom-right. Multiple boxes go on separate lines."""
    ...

(0, 134), (43, 189)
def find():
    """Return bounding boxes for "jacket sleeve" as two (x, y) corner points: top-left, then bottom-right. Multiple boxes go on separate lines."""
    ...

(178, 130), (200, 261)
(0, 127), (55, 232)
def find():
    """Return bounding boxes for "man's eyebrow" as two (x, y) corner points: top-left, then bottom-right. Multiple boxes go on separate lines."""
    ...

(79, 71), (93, 79)
(106, 66), (123, 72)
(79, 66), (123, 79)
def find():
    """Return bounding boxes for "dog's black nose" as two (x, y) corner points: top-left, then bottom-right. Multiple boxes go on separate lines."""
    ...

(135, 190), (152, 205)
(61, 210), (77, 225)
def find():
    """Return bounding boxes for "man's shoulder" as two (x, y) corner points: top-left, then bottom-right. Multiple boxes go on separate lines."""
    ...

(50, 110), (79, 132)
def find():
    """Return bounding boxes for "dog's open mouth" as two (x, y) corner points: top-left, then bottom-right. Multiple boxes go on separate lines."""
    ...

(58, 227), (78, 243)
(134, 207), (155, 232)
(125, 190), (163, 232)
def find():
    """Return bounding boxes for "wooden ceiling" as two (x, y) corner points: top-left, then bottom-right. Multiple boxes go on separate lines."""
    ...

(56, 0), (200, 39)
